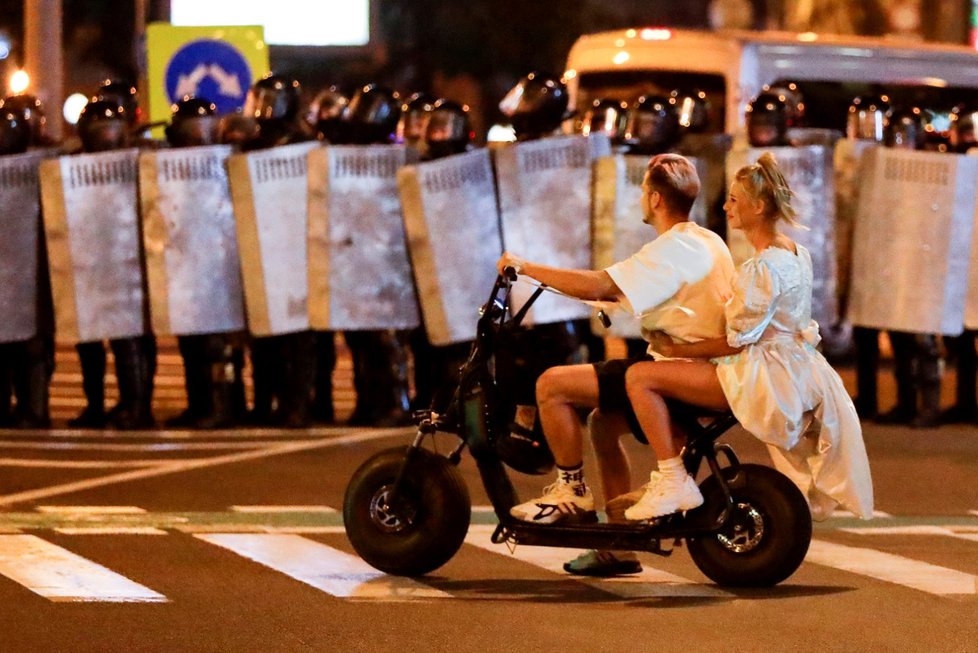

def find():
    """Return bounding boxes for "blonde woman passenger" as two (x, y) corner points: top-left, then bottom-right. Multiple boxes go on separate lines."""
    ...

(622, 152), (874, 522)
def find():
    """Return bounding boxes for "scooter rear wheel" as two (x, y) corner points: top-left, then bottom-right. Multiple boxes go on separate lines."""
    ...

(344, 446), (471, 576)
(687, 464), (812, 587)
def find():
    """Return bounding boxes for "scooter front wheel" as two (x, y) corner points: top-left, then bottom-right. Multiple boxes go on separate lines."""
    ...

(343, 446), (471, 576)
(687, 464), (812, 587)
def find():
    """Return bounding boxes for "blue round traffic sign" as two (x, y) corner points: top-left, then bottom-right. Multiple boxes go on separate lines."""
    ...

(164, 39), (253, 115)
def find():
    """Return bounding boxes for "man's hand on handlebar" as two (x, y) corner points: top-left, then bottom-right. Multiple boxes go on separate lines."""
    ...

(497, 252), (528, 279)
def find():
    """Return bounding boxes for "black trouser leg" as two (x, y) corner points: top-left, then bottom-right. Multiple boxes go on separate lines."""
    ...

(345, 331), (374, 426)
(312, 331), (336, 423)
(912, 334), (942, 428)
(879, 330), (917, 424)
(70, 341), (107, 427)
(409, 326), (435, 412)
(171, 335), (208, 426)
(230, 344), (247, 421)
(947, 331), (978, 421)
(194, 334), (235, 429)
(852, 326), (879, 419)
(108, 337), (152, 429)
(249, 336), (276, 423)
(277, 330), (316, 428)
(12, 336), (50, 428)
(0, 343), (14, 426)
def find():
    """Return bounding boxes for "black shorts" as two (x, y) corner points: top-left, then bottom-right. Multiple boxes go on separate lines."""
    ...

(593, 355), (654, 444)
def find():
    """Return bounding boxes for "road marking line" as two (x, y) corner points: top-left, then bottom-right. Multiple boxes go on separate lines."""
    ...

(54, 527), (167, 535)
(230, 505), (337, 513)
(0, 440), (280, 451)
(37, 506), (148, 515)
(806, 539), (977, 596)
(831, 509), (892, 518)
(464, 525), (730, 599)
(839, 525), (950, 536)
(0, 428), (412, 508)
(196, 533), (450, 600)
(0, 427), (355, 440)
(0, 534), (167, 602)
(0, 458), (167, 469)
(969, 510), (978, 518)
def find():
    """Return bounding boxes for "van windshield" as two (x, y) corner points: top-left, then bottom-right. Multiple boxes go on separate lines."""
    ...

(576, 71), (726, 133)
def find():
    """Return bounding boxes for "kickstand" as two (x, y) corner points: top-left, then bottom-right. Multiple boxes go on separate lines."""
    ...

(491, 523), (518, 553)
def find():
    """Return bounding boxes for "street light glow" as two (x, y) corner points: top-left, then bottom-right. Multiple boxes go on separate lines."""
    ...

(9, 70), (29, 94)
(63, 93), (88, 125)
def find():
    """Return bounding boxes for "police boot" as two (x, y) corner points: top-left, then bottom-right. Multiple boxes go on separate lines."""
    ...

(877, 331), (916, 425)
(167, 336), (208, 427)
(12, 338), (51, 429)
(108, 338), (153, 430)
(912, 336), (942, 429)
(311, 331), (336, 424)
(69, 341), (107, 428)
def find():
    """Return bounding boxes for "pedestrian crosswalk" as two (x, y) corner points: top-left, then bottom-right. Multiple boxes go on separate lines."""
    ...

(1, 508), (978, 605)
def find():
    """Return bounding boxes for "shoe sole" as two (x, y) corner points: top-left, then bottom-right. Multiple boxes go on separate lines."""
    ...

(511, 510), (599, 526)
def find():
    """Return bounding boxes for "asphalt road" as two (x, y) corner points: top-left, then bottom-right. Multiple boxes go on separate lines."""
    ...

(0, 416), (977, 653)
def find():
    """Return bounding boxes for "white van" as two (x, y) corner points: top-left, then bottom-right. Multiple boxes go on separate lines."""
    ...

(564, 28), (978, 137)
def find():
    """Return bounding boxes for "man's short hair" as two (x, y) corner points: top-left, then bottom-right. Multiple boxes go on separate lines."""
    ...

(644, 153), (700, 216)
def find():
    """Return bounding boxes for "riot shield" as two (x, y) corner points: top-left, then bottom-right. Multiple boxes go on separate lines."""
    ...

(307, 144), (420, 331)
(0, 151), (47, 343)
(833, 139), (877, 322)
(40, 149), (146, 343)
(397, 149), (501, 345)
(591, 153), (708, 339)
(227, 141), (319, 337)
(139, 145), (245, 336)
(494, 135), (597, 325)
(848, 147), (977, 335)
(726, 145), (839, 328)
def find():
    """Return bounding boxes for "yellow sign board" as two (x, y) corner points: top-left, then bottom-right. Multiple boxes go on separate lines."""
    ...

(144, 23), (269, 136)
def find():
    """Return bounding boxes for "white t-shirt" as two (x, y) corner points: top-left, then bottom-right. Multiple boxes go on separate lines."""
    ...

(605, 222), (736, 355)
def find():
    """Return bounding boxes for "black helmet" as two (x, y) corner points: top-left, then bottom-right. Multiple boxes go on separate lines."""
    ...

(847, 94), (889, 142)
(884, 106), (925, 150)
(746, 91), (788, 147)
(498, 72), (569, 140)
(1, 95), (47, 146)
(764, 81), (805, 128)
(423, 99), (472, 160)
(581, 98), (628, 143)
(165, 96), (219, 147)
(94, 79), (139, 126)
(670, 89), (710, 133)
(950, 104), (978, 153)
(244, 73), (301, 124)
(396, 92), (436, 147)
(0, 102), (30, 155)
(495, 417), (555, 476)
(623, 94), (679, 154)
(346, 84), (401, 144)
(76, 99), (129, 152)
(307, 85), (352, 143)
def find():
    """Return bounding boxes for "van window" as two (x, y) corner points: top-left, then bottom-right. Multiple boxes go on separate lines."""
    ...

(575, 70), (726, 134)
(769, 79), (978, 134)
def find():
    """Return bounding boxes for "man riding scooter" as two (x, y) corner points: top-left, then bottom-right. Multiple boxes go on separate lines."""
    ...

(496, 153), (736, 576)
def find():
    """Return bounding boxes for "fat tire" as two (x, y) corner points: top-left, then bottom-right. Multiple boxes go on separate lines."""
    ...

(687, 464), (812, 587)
(343, 446), (471, 576)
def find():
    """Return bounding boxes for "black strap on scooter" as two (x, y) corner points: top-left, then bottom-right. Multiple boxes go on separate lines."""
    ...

(510, 285), (546, 326)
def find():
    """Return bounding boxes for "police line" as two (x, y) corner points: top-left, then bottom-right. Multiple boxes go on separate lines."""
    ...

(3, 137), (977, 349)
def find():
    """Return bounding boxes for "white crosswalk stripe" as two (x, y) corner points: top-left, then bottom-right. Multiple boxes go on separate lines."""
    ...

(0, 534), (166, 602)
(806, 539), (977, 596)
(196, 533), (451, 600)
(464, 525), (731, 599)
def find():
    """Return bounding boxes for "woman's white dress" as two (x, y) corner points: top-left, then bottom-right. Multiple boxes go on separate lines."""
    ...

(714, 245), (874, 520)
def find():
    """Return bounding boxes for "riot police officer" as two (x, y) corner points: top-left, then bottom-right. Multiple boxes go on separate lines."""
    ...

(68, 98), (155, 429)
(498, 72), (570, 141)
(0, 98), (52, 428)
(340, 83), (413, 426)
(407, 98), (475, 412)
(670, 89), (711, 134)
(874, 105), (942, 428)
(746, 91), (790, 147)
(241, 73), (318, 427)
(941, 104), (978, 423)
(163, 97), (241, 429)
(396, 92), (436, 153)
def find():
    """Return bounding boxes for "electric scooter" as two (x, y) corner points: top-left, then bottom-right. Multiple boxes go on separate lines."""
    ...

(343, 271), (812, 587)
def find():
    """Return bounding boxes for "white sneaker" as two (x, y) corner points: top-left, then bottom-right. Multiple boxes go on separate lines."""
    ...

(624, 471), (704, 521)
(510, 482), (597, 525)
